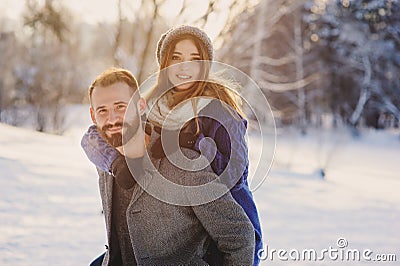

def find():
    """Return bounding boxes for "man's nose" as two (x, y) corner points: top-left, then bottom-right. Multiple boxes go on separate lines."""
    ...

(108, 110), (121, 124)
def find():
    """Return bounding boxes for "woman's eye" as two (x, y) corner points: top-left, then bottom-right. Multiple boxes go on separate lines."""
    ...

(171, 55), (180, 60)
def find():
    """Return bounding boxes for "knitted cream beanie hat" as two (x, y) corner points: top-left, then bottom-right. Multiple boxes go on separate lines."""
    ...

(156, 25), (214, 65)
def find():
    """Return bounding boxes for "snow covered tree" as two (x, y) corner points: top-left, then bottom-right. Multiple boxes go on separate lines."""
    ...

(307, 0), (400, 130)
(0, 31), (19, 124)
(217, 0), (325, 131)
(14, 0), (88, 133)
(219, 0), (400, 131)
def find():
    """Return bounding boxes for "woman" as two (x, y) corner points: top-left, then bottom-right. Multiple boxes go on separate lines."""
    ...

(145, 25), (263, 265)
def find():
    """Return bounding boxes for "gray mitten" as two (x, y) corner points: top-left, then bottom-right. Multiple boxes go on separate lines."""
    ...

(81, 125), (120, 173)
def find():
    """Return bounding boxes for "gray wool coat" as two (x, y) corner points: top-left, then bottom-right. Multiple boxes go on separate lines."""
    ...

(97, 136), (255, 265)
(98, 168), (137, 266)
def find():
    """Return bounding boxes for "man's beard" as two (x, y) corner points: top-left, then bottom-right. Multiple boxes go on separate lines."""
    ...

(98, 109), (141, 147)
(98, 123), (123, 147)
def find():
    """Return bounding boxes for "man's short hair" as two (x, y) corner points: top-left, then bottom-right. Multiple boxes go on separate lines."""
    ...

(89, 67), (139, 104)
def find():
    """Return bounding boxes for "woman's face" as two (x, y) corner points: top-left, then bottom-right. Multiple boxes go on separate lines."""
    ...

(167, 39), (201, 91)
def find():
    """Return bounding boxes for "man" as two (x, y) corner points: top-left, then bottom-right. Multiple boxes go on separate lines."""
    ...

(84, 67), (145, 266)
(82, 67), (255, 266)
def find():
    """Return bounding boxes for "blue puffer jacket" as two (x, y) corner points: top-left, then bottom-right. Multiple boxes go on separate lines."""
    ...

(192, 100), (262, 266)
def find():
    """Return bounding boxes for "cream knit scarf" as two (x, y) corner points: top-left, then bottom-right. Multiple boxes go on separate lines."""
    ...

(147, 95), (212, 131)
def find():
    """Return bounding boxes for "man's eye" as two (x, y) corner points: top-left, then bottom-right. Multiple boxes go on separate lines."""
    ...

(98, 109), (106, 114)
(117, 105), (126, 111)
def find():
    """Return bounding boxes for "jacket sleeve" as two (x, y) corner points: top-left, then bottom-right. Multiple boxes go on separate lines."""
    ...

(196, 101), (262, 264)
(170, 148), (254, 265)
(197, 100), (249, 189)
(216, 116), (248, 189)
(110, 154), (145, 189)
(190, 186), (255, 265)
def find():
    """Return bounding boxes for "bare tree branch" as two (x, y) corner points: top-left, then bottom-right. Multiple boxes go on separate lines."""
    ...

(349, 55), (372, 125)
(113, 0), (123, 65)
(259, 72), (321, 92)
(253, 69), (293, 83)
(255, 54), (296, 66)
(137, 0), (159, 83)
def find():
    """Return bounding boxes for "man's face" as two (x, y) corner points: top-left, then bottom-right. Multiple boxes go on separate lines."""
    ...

(90, 82), (141, 147)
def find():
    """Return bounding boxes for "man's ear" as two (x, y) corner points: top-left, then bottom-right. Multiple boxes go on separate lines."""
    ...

(138, 97), (146, 116)
(90, 107), (97, 125)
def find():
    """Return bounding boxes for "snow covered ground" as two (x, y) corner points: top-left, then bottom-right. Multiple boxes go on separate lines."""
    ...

(0, 106), (399, 265)
(251, 128), (400, 265)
